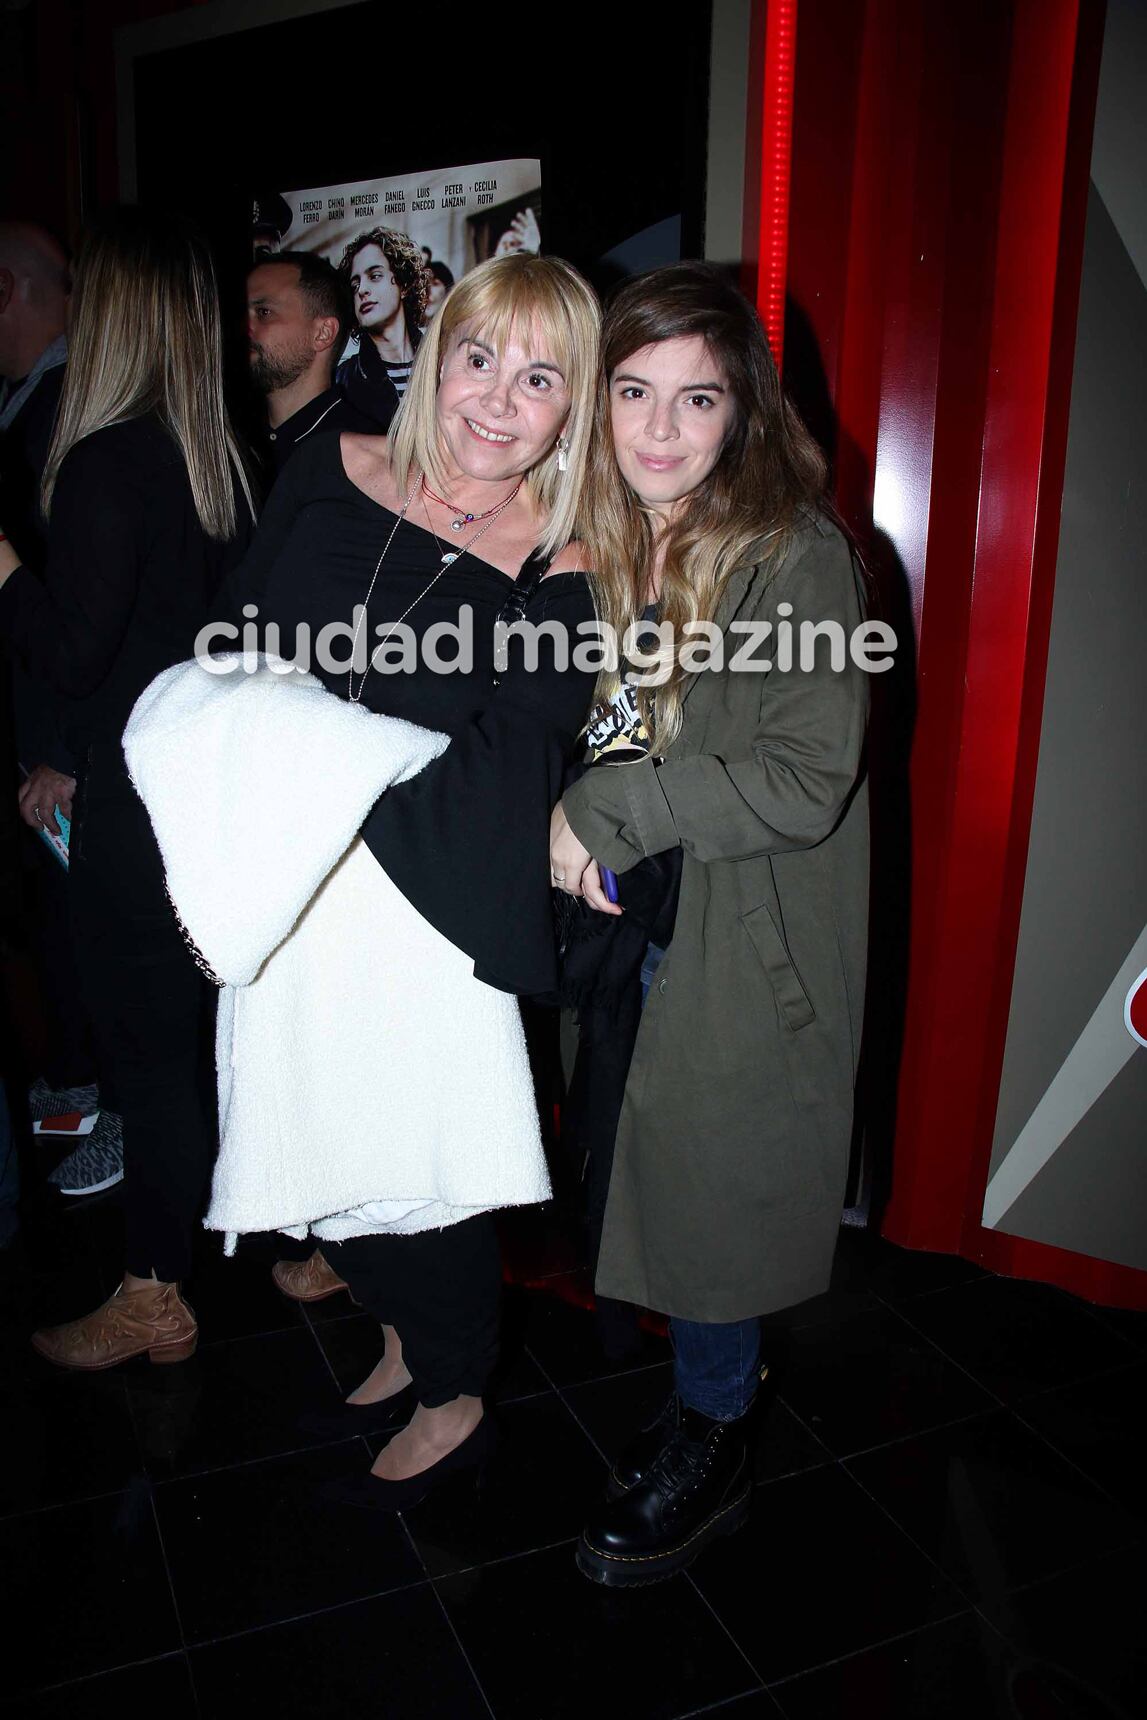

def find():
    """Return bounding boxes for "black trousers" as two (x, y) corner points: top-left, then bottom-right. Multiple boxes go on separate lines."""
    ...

(322, 1214), (502, 1407)
(24, 827), (97, 1090)
(70, 749), (217, 1281)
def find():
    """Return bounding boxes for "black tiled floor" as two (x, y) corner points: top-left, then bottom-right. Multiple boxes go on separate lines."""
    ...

(155, 1439), (425, 1641)
(180, 1233), (306, 1346)
(189, 1588), (490, 1717)
(0, 1362), (143, 1515)
(688, 1462), (967, 1684)
(1014, 1361), (1147, 1522)
(519, 1285), (671, 1385)
(4, 1199), (1143, 1718)
(123, 1324), (339, 1480)
(437, 1541), (762, 1720)
(1089, 1303), (1147, 1354)
(898, 1274), (1138, 1402)
(557, 1357), (675, 1459)
(292, 1275), (361, 1325)
(977, 1546), (1147, 1717)
(0, 1209), (109, 1333)
(1, 1485), (181, 1695)
(832, 1227), (989, 1303)
(13, 1653), (199, 1719)
(846, 1409), (1136, 1600)
(393, 1390), (606, 1577)
(686, 1697), (779, 1717)
(769, 1614), (1013, 1719)
(761, 1302), (995, 1456)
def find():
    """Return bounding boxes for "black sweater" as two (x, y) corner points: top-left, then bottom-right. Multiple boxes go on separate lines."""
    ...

(0, 414), (252, 760)
(213, 432), (597, 995)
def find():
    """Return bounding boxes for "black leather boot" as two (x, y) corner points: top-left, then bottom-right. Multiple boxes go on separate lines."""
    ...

(607, 1392), (678, 1497)
(608, 1365), (768, 1498)
(577, 1400), (751, 1586)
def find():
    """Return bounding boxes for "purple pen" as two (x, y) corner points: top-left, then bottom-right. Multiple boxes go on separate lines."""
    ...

(600, 867), (619, 904)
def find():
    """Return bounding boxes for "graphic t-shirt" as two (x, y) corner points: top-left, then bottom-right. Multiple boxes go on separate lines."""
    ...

(584, 604), (659, 763)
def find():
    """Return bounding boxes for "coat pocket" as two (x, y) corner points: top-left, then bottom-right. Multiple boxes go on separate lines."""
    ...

(739, 899), (816, 1032)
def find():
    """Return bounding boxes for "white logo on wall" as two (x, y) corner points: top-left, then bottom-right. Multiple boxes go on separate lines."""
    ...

(1125, 967), (1147, 1049)
(982, 928), (1147, 1230)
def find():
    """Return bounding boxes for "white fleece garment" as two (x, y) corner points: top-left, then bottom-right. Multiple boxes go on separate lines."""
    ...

(123, 656), (551, 1249)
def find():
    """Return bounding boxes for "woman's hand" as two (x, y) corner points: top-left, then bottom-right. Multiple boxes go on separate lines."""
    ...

(550, 803), (623, 915)
(19, 765), (76, 837)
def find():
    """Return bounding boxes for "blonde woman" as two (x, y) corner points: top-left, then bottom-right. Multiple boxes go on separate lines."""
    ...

(549, 263), (870, 1584)
(0, 208), (255, 1366)
(210, 253), (600, 1506)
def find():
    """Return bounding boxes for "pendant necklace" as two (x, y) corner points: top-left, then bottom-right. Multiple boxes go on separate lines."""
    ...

(422, 474), (522, 533)
(347, 471), (522, 704)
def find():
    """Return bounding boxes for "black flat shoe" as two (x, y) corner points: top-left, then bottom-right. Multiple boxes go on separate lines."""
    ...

(298, 1380), (418, 1443)
(320, 1413), (498, 1513)
(578, 1404), (750, 1587)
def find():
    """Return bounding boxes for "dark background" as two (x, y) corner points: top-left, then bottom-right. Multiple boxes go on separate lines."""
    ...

(130, 0), (713, 298)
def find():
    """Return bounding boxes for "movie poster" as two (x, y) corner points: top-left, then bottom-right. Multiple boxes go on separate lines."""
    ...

(251, 158), (541, 430)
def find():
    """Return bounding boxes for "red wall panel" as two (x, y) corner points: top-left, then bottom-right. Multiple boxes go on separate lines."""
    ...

(758, 0), (1146, 1307)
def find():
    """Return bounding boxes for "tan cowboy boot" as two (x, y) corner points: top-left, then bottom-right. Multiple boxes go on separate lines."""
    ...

(32, 1280), (198, 1370)
(271, 1249), (349, 1303)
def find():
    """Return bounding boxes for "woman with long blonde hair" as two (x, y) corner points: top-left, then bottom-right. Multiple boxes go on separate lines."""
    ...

(200, 252), (601, 1508)
(0, 207), (254, 1364)
(550, 263), (871, 1585)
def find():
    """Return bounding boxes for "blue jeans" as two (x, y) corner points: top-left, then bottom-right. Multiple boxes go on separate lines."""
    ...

(671, 1316), (761, 1421)
(640, 940), (761, 1422)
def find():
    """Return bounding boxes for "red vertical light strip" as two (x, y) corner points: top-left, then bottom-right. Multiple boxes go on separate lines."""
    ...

(749, 0), (798, 372)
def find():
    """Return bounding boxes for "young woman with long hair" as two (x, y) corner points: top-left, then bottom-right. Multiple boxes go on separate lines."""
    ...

(550, 262), (871, 1584)
(0, 207), (255, 1365)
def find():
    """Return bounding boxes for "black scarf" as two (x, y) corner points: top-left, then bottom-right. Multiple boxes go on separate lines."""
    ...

(552, 848), (682, 1015)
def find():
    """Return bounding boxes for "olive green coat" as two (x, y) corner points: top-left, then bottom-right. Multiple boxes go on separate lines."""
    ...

(562, 518), (869, 1322)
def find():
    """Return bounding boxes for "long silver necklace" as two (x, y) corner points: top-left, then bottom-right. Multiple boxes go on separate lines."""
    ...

(347, 472), (520, 704)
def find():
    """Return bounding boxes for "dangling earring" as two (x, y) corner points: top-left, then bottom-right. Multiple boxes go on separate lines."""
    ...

(556, 434), (570, 473)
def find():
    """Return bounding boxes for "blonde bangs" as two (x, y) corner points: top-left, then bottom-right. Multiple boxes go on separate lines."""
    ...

(389, 254), (599, 559)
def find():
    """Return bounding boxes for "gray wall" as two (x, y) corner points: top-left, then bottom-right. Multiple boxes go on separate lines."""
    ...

(705, 0), (752, 263)
(1090, 0), (1147, 293)
(982, 4), (1147, 1269)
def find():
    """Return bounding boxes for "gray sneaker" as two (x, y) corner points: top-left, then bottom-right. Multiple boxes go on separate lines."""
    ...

(48, 1111), (124, 1197)
(28, 1078), (100, 1124)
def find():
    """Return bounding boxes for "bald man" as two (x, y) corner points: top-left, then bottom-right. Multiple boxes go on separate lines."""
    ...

(0, 224), (70, 510)
(0, 221), (70, 587)
(0, 224), (69, 406)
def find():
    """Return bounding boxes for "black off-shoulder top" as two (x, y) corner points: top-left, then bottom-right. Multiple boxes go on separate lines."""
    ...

(213, 432), (597, 995)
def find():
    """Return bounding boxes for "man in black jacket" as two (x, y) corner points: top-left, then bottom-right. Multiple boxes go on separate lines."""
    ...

(247, 249), (376, 479)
